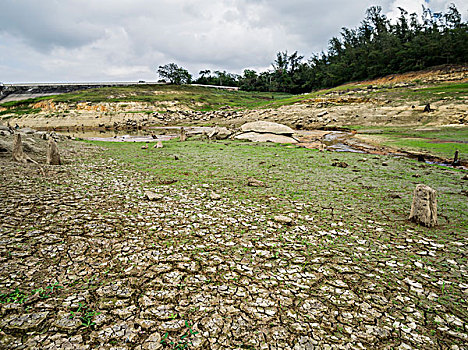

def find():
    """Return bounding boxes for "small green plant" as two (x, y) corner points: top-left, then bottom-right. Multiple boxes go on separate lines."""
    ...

(0, 288), (27, 304)
(33, 282), (63, 299)
(69, 303), (101, 328)
(160, 320), (198, 349)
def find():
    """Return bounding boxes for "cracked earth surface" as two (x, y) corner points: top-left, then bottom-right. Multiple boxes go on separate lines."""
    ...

(0, 139), (467, 349)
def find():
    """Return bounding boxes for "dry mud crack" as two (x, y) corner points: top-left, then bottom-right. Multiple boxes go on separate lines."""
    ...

(0, 140), (467, 349)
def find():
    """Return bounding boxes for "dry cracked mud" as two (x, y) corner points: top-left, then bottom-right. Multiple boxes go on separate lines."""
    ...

(0, 139), (467, 349)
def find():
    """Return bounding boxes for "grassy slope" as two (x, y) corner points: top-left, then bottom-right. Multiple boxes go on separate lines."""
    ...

(2, 81), (466, 112)
(354, 127), (468, 159)
(0, 85), (293, 112)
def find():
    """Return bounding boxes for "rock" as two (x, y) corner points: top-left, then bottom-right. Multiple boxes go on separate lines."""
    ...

(423, 104), (431, 112)
(208, 126), (231, 140)
(210, 192), (221, 200)
(247, 177), (266, 187)
(235, 132), (297, 144)
(0, 139), (10, 153)
(409, 184), (437, 227)
(2, 312), (49, 331)
(145, 191), (163, 201)
(46, 138), (61, 165)
(331, 161), (348, 168)
(53, 313), (82, 332)
(317, 111), (328, 118)
(12, 134), (26, 163)
(143, 332), (162, 350)
(240, 121), (294, 135)
(18, 127), (36, 135)
(22, 139), (41, 154)
(274, 215), (293, 225)
(141, 144), (149, 149)
(462, 174), (468, 181)
(180, 127), (186, 142)
(154, 141), (163, 149)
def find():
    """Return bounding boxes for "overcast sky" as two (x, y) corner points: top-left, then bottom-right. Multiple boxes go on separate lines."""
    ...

(0, 0), (466, 83)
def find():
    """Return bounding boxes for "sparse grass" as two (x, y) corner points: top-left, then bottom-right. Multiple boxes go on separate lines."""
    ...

(353, 126), (468, 159)
(0, 106), (41, 118)
(85, 139), (468, 234)
(1, 80), (465, 116)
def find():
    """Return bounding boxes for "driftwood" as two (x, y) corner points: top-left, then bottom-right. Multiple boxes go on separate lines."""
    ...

(409, 184), (437, 227)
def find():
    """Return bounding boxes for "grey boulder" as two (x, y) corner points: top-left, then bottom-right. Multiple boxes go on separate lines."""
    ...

(240, 121), (294, 135)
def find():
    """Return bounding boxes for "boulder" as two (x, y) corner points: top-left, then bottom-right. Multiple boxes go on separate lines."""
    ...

(208, 126), (231, 140)
(145, 191), (163, 201)
(23, 138), (40, 153)
(409, 184), (437, 227)
(210, 192), (221, 200)
(240, 121), (294, 135)
(274, 215), (293, 225)
(0, 139), (10, 153)
(247, 177), (266, 187)
(46, 138), (61, 165)
(317, 111), (328, 118)
(235, 132), (297, 144)
(331, 161), (348, 168)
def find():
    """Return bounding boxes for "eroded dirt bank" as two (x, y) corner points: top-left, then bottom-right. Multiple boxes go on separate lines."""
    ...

(4, 91), (467, 132)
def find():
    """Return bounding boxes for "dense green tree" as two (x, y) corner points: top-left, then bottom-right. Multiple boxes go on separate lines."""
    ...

(157, 63), (192, 85)
(237, 4), (467, 93)
(158, 5), (466, 93)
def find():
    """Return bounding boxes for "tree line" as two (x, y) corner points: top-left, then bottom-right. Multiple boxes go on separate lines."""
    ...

(157, 4), (467, 93)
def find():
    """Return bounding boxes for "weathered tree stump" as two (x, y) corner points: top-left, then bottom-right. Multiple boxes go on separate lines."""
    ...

(46, 138), (61, 165)
(180, 127), (186, 142)
(12, 134), (26, 163)
(409, 184), (437, 227)
(452, 150), (460, 166)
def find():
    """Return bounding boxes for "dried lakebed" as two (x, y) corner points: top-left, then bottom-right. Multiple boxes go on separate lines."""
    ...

(0, 139), (467, 349)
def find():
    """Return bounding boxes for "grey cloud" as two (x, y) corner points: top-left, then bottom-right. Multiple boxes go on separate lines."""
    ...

(0, 0), (466, 82)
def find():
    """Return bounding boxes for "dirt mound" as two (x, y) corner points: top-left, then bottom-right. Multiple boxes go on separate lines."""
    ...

(349, 65), (468, 87)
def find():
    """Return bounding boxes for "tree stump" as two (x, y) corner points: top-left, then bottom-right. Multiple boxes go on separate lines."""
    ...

(180, 127), (186, 142)
(452, 150), (460, 166)
(12, 134), (26, 163)
(46, 138), (61, 165)
(409, 184), (437, 227)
